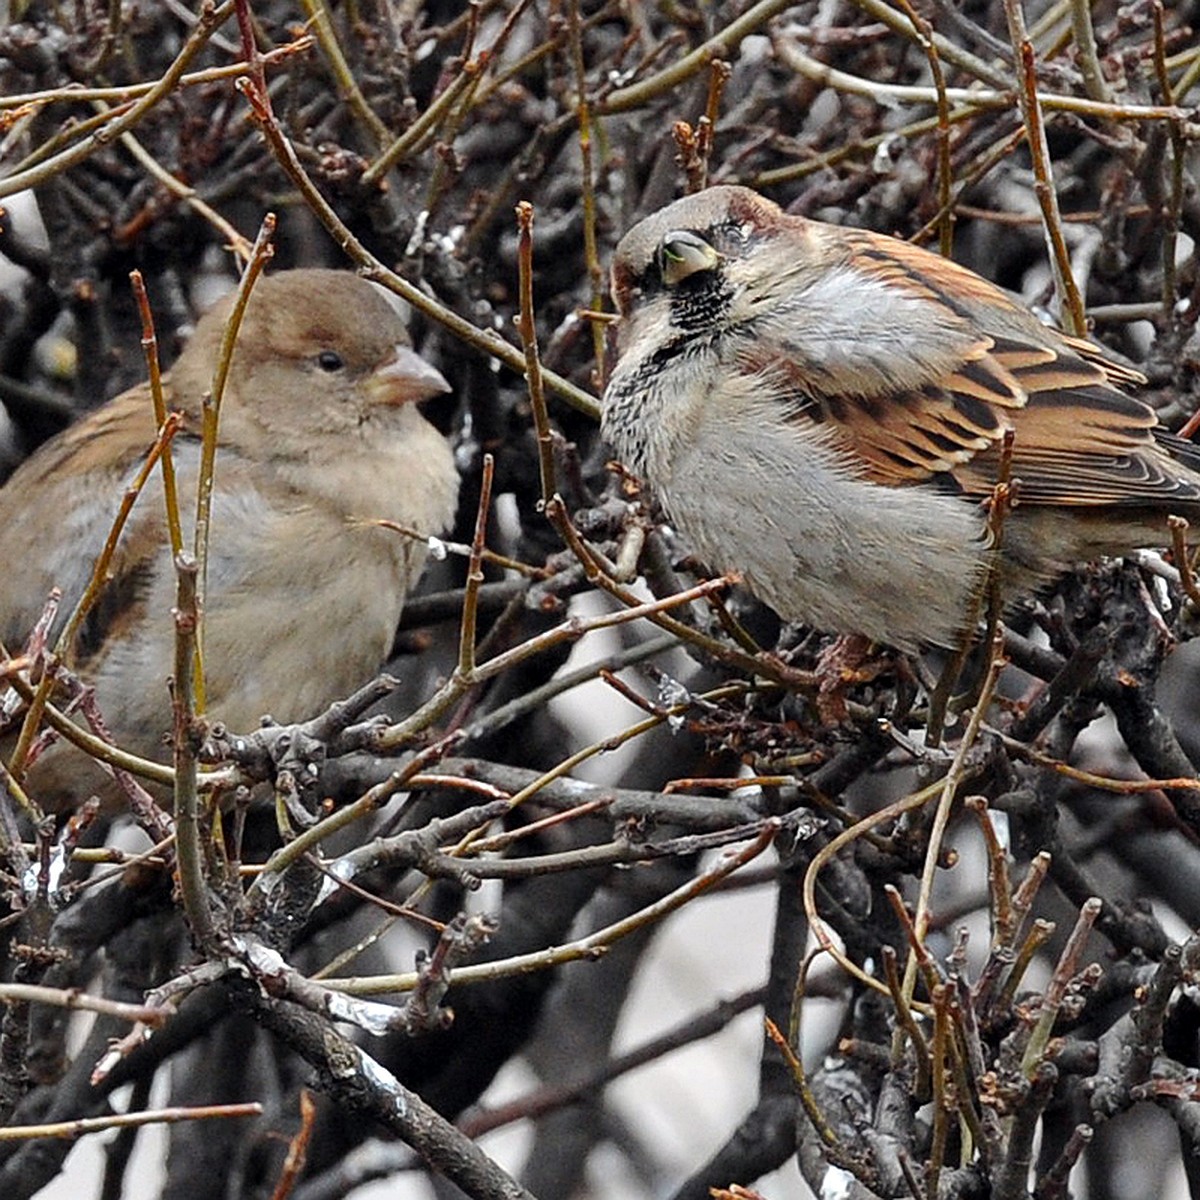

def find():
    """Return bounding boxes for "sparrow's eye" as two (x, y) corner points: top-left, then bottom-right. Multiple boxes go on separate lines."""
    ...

(316, 350), (345, 372)
(657, 231), (720, 286)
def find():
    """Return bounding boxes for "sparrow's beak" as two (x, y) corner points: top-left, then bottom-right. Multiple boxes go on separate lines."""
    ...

(658, 231), (721, 286)
(367, 345), (451, 406)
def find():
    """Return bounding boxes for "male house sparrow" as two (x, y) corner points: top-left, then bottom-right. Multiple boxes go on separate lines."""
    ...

(0, 269), (459, 809)
(602, 185), (1200, 651)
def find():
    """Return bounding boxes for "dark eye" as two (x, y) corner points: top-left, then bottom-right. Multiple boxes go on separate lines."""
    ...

(316, 350), (345, 372)
(657, 230), (720, 286)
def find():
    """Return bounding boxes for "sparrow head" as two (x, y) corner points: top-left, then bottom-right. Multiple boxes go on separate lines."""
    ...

(170, 269), (450, 453)
(609, 186), (830, 357)
(602, 187), (837, 476)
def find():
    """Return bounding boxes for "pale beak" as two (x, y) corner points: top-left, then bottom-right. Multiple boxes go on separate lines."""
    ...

(366, 344), (451, 406)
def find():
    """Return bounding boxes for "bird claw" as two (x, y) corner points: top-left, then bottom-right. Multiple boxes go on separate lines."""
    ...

(814, 633), (891, 725)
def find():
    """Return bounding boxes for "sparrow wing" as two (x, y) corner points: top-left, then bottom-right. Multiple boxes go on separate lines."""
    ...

(0, 384), (193, 666)
(768, 227), (1197, 508)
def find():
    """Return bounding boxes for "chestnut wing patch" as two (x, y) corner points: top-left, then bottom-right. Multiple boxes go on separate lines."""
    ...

(764, 326), (1194, 505)
(761, 335), (1024, 485)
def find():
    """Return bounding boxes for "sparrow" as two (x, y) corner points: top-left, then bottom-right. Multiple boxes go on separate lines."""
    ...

(0, 268), (459, 810)
(602, 185), (1200, 652)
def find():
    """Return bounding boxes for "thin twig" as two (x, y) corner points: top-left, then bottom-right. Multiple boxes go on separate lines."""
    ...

(236, 74), (600, 420)
(1003, 2), (1087, 334)
(0, 1104), (263, 1142)
(171, 551), (216, 952)
(457, 454), (494, 677)
(1151, 0), (1185, 317)
(0, 0), (240, 200)
(0, 40), (311, 111)
(1068, 0), (1113, 105)
(597, 0), (797, 113)
(298, 0), (390, 147)
(515, 200), (557, 506)
(129, 271), (183, 558)
(567, 0), (606, 382)
(325, 823), (780, 994)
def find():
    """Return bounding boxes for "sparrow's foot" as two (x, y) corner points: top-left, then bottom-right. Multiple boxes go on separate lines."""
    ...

(814, 634), (892, 725)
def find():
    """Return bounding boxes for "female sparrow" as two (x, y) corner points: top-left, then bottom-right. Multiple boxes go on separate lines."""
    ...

(0, 269), (459, 810)
(602, 185), (1200, 651)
